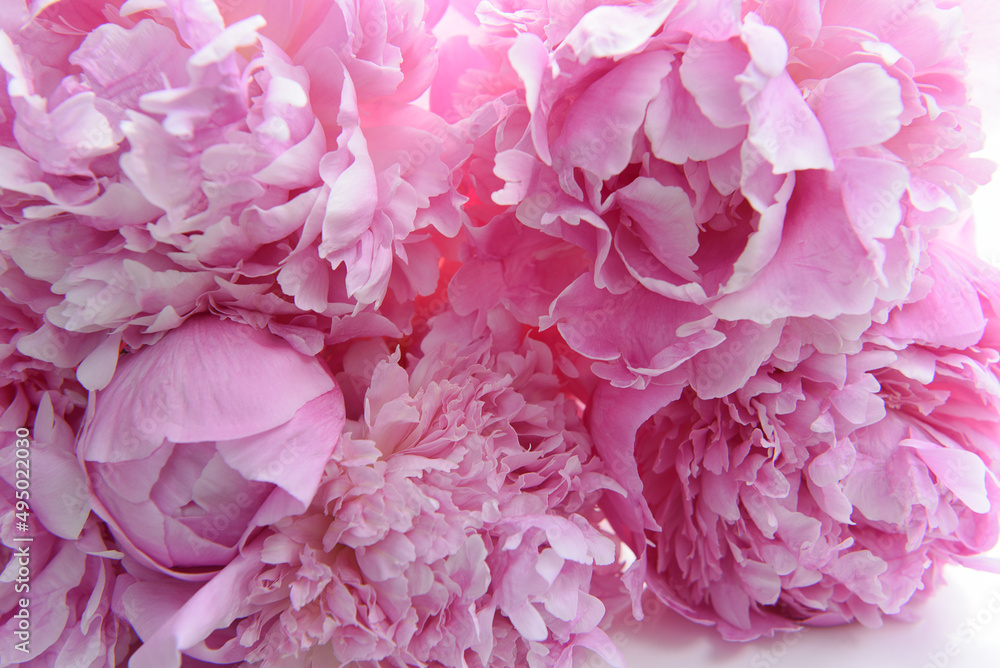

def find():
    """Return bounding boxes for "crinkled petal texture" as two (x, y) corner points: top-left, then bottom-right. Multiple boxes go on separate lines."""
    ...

(115, 309), (625, 668)
(2, 0), (999, 665)
(437, 0), (992, 391)
(0, 513), (127, 668)
(78, 316), (345, 580)
(0, 0), (467, 391)
(592, 243), (1000, 639)
(434, 0), (1000, 639)
(0, 360), (130, 666)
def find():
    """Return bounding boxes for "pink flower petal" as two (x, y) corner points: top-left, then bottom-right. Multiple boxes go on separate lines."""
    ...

(746, 72), (834, 173)
(81, 317), (334, 463)
(812, 63), (904, 153)
(551, 50), (671, 181)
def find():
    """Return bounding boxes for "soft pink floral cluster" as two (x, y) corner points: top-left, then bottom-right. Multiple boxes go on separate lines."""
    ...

(1, 0), (999, 665)
(439, 0), (1000, 642)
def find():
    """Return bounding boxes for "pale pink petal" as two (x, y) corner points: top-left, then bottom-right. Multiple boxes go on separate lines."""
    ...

(746, 72), (834, 173)
(812, 63), (904, 153)
(551, 50), (671, 181)
(679, 37), (751, 129)
(81, 317), (334, 462)
(645, 67), (746, 163)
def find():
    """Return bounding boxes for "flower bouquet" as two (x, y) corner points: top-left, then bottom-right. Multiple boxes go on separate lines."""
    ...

(1, 0), (999, 666)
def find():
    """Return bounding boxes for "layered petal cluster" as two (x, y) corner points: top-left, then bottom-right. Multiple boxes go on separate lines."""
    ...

(591, 242), (1000, 639)
(115, 309), (624, 668)
(0, 358), (129, 666)
(1, 0), (999, 663)
(1, 290), (77, 398)
(0, 0), (466, 392)
(430, 0), (1000, 639)
(77, 315), (346, 580)
(437, 0), (992, 392)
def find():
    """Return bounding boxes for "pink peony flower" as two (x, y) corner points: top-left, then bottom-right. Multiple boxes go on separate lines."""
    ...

(1, 288), (80, 397)
(1, 0), (997, 663)
(0, 342), (130, 666)
(77, 315), (345, 580)
(591, 241), (1000, 639)
(114, 309), (625, 668)
(0, 0), (467, 390)
(433, 1), (1000, 638)
(444, 211), (605, 402)
(435, 0), (993, 393)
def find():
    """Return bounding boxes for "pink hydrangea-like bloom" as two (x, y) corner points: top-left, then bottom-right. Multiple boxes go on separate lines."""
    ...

(0, 0), (466, 390)
(0, 315), (130, 666)
(77, 315), (346, 580)
(436, 0), (992, 392)
(591, 241), (1000, 639)
(115, 309), (624, 668)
